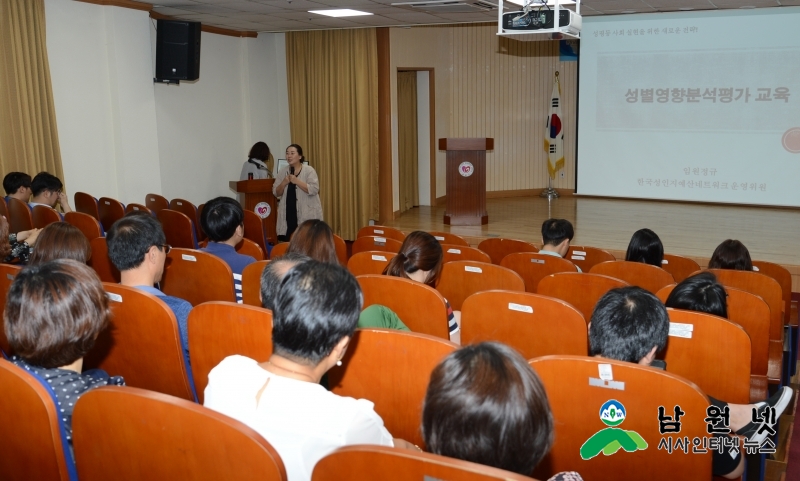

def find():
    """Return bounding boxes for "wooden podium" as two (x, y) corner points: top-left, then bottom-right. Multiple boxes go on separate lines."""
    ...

(229, 179), (278, 244)
(439, 138), (493, 226)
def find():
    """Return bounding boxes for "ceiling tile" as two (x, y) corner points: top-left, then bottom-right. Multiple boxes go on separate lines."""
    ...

(380, 11), (449, 21)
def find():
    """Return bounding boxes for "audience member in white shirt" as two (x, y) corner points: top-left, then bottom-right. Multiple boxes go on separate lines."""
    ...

(204, 260), (415, 481)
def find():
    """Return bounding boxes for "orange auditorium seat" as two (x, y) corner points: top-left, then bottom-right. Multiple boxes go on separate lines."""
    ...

(98, 197), (125, 232)
(428, 231), (469, 246)
(357, 225), (405, 242)
(477, 238), (538, 265)
(589, 260), (675, 294)
(441, 244), (491, 264)
(352, 236), (403, 255)
(145, 193), (169, 215)
(160, 248), (236, 305)
(661, 254), (701, 284)
(436, 261), (525, 311)
(347, 251), (396, 277)
(65, 211), (103, 240)
(241, 260), (269, 307)
(537, 273), (629, 323)
(500, 252), (578, 292)
(566, 245), (615, 272)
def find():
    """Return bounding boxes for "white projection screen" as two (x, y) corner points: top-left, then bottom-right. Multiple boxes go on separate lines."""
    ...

(576, 7), (800, 207)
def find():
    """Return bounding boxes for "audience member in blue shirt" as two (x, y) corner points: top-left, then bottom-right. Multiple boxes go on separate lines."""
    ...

(105, 213), (194, 375)
(199, 196), (256, 303)
(3, 171), (32, 203)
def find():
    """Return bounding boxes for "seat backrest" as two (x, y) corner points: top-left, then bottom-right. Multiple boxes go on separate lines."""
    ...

(707, 269), (783, 342)
(7, 197), (33, 233)
(662, 308), (751, 404)
(241, 260), (269, 307)
(73, 386), (286, 481)
(74, 192), (100, 219)
(751, 260), (792, 324)
(124, 203), (152, 216)
(269, 242), (289, 259)
(333, 234), (348, 265)
(537, 273), (630, 323)
(477, 238), (539, 265)
(441, 244), (492, 264)
(661, 254), (701, 283)
(145, 193), (169, 214)
(347, 251), (396, 277)
(328, 329), (457, 447)
(236, 237), (264, 261)
(428, 231), (469, 247)
(437, 261), (525, 310)
(358, 275), (450, 339)
(657, 284), (770, 381)
(0, 197), (7, 219)
(500, 252), (578, 293)
(188, 302), (274, 403)
(243, 210), (269, 255)
(461, 290), (587, 359)
(98, 197), (125, 232)
(357, 225), (406, 241)
(31, 205), (61, 228)
(529, 356), (711, 481)
(352, 236), (403, 255)
(64, 211), (103, 240)
(161, 248), (235, 305)
(0, 264), (22, 356)
(83, 283), (195, 401)
(170, 198), (204, 241)
(0, 360), (75, 481)
(157, 209), (198, 249)
(312, 445), (538, 481)
(566, 245), (616, 272)
(589, 260), (675, 294)
(87, 237), (121, 283)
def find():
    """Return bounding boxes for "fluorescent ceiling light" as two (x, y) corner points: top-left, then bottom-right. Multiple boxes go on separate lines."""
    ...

(308, 9), (373, 17)
(504, 0), (575, 7)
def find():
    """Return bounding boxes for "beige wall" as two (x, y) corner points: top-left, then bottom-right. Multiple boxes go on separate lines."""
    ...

(389, 23), (577, 210)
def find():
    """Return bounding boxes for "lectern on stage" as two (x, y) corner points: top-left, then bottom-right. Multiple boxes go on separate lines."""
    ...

(439, 138), (493, 226)
(229, 179), (278, 244)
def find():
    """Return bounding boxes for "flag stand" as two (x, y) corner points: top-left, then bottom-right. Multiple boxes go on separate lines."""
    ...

(540, 177), (559, 199)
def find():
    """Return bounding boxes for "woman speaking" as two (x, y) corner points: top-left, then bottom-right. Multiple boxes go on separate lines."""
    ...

(273, 144), (322, 241)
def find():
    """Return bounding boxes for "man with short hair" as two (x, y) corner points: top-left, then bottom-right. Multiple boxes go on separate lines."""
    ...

(106, 214), (193, 366)
(260, 252), (311, 311)
(3, 172), (32, 202)
(539, 218), (580, 271)
(200, 196), (255, 303)
(29, 172), (72, 212)
(589, 286), (790, 480)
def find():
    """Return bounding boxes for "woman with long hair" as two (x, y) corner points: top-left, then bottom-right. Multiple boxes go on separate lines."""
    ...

(624, 228), (664, 267)
(708, 239), (753, 271)
(27, 222), (91, 265)
(286, 219), (338, 264)
(383, 231), (460, 343)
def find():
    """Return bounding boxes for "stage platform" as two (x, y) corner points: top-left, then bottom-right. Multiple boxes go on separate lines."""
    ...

(382, 195), (800, 290)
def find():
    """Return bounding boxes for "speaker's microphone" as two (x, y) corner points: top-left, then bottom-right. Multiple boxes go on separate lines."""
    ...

(290, 166), (295, 176)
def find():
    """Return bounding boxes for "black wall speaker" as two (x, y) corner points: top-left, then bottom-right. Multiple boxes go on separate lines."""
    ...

(155, 19), (201, 83)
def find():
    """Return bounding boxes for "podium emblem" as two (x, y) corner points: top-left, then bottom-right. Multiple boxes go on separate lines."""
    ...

(255, 202), (271, 219)
(458, 161), (475, 177)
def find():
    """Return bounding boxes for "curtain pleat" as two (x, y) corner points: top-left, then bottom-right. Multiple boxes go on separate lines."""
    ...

(397, 71), (418, 214)
(0, 0), (64, 179)
(286, 28), (379, 240)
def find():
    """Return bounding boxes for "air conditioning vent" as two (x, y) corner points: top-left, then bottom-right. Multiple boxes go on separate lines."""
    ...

(392, 0), (497, 13)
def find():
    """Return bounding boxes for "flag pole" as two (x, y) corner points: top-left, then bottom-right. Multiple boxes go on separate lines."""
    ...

(541, 71), (560, 199)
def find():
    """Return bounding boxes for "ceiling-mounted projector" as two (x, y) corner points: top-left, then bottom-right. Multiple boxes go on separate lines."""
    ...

(497, 0), (581, 41)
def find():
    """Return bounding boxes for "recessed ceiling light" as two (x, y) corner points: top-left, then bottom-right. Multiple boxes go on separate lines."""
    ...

(620, 9), (636, 13)
(308, 9), (373, 17)
(678, 7), (694, 10)
(739, 5), (755, 8)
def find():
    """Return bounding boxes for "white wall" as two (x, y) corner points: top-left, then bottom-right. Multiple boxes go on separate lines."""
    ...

(44, 0), (291, 207)
(416, 71), (431, 206)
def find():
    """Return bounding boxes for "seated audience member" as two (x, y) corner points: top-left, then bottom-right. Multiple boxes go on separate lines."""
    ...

(3, 172), (32, 202)
(383, 231), (459, 342)
(205, 260), (414, 481)
(199, 196), (255, 303)
(286, 219), (339, 264)
(539, 218), (580, 272)
(708, 239), (753, 271)
(29, 172), (73, 213)
(624, 228), (664, 266)
(0, 215), (39, 263)
(259, 252), (311, 311)
(5, 260), (125, 452)
(106, 214), (193, 366)
(27, 222), (91, 265)
(423, 342), (582, 481)
(589, 286), (790, 479)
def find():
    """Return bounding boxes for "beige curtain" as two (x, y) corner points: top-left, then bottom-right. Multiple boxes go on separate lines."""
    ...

(397, 71), (418, 214)
(0, 0), (63, 179)
(286, 29), (379, 240)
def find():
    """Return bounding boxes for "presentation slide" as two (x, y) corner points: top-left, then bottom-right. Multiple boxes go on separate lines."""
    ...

(577, 7), (800, 207)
